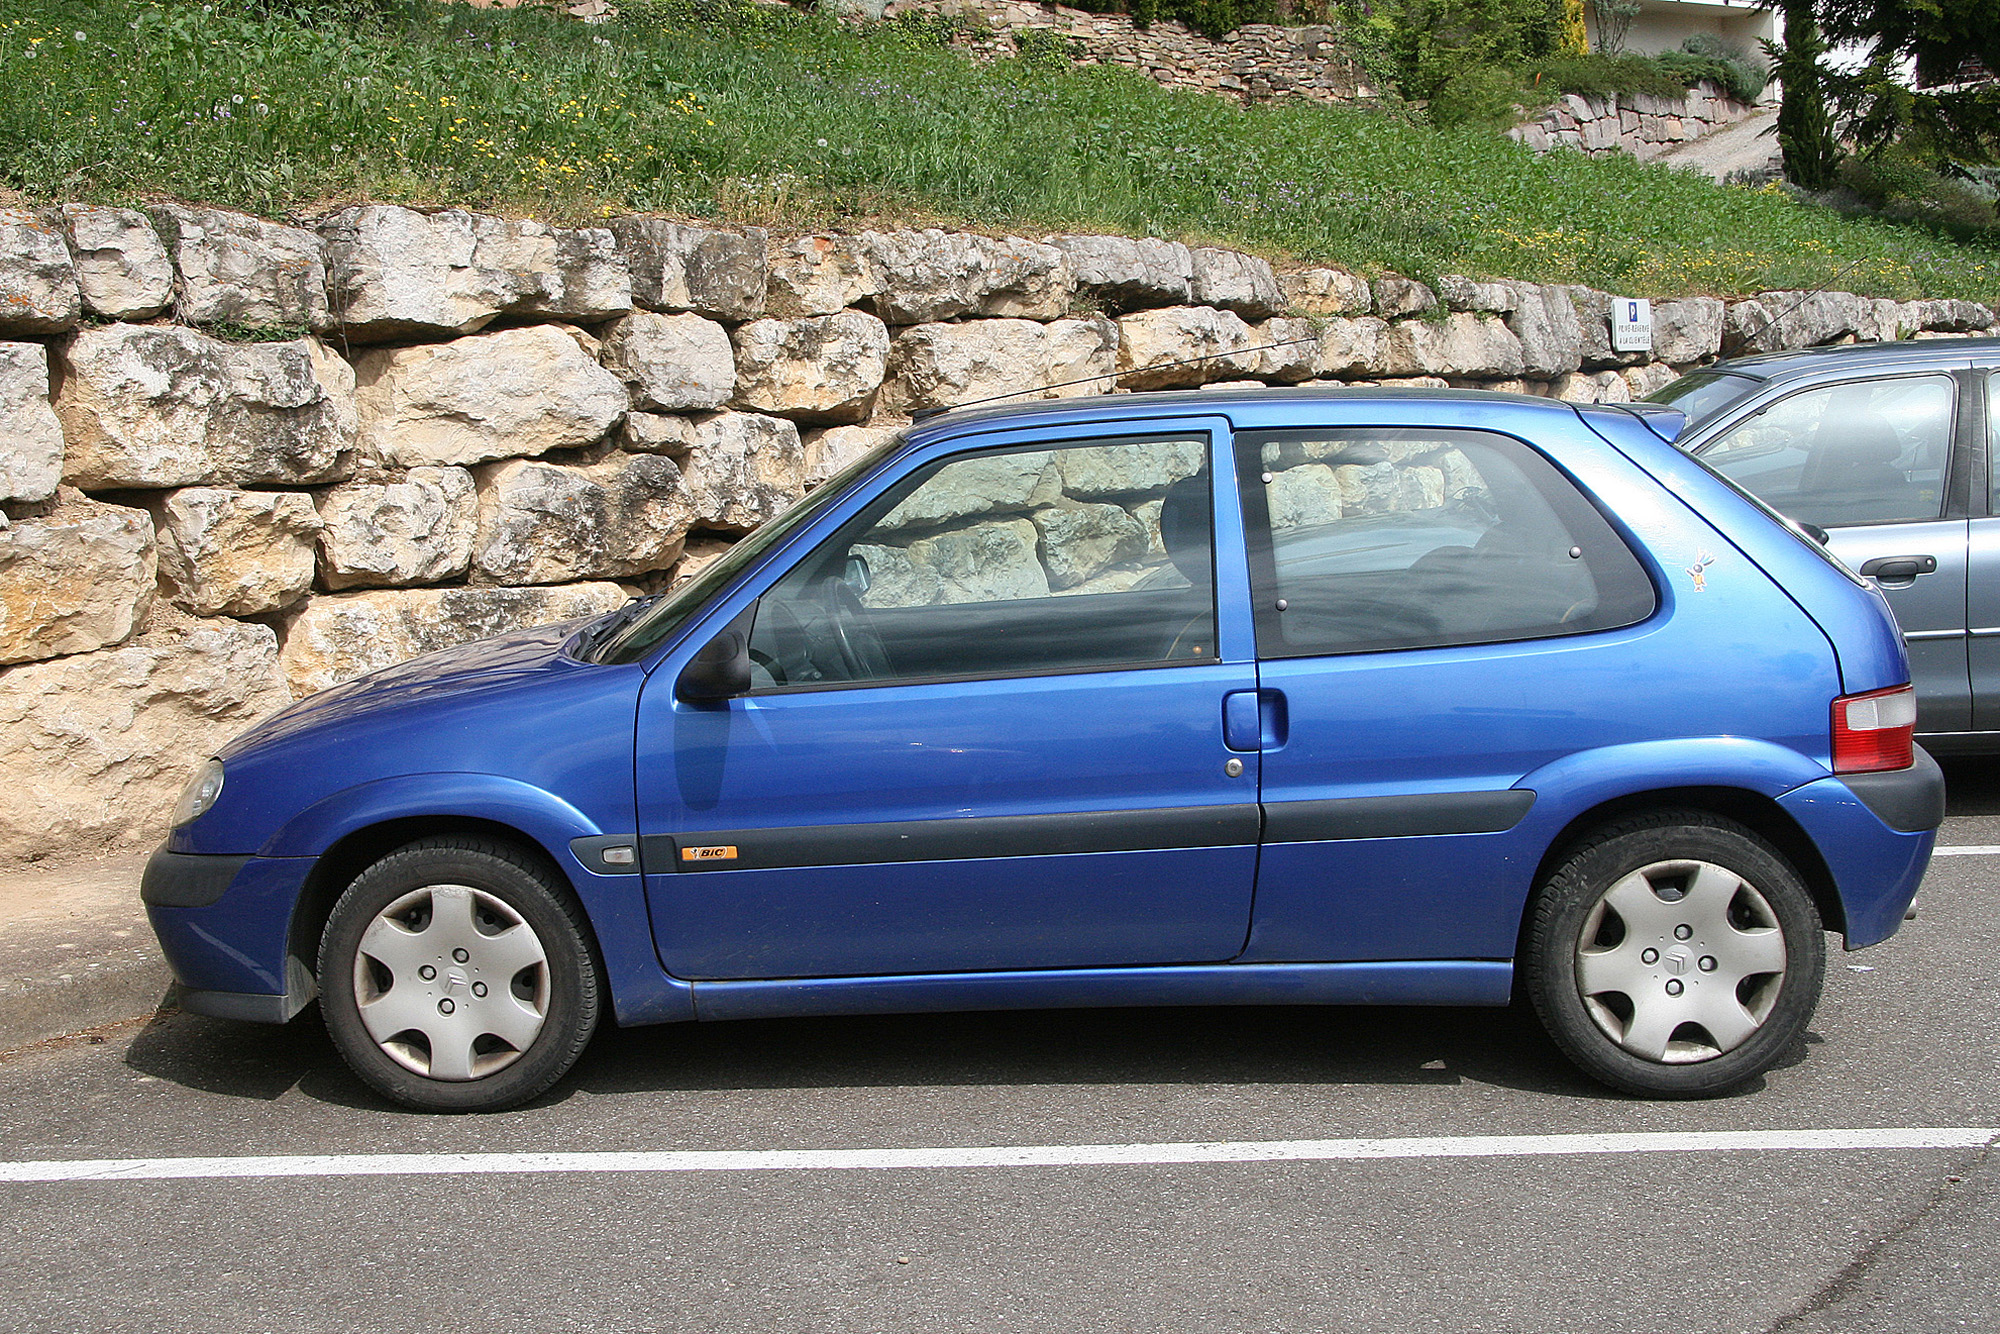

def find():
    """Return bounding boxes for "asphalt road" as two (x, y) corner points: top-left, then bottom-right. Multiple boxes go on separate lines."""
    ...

(3, 765), (1997, 1334)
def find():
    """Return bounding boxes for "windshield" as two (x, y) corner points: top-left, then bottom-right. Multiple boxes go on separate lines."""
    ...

(1644, 370), (1763, 431)
(592, 433), (907, 664)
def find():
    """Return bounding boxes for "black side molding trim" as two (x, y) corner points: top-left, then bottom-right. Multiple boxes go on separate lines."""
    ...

(140, 848), (252, 908)
(1841, 746), (1946, 833)
(1264, 789), (1537, 843)
(648, 803), (1262, 872)
(167, 957), (317, 1024)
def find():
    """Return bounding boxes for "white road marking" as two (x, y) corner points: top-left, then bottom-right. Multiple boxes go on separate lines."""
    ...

(1933, 846), (2000, 856)
(2, 1128), (1993, 1185)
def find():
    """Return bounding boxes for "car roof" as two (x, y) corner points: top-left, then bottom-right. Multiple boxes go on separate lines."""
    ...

(903, 384), (1571, 446)
(1706, 335), (2000, 383)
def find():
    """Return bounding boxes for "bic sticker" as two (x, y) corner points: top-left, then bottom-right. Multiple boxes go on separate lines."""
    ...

(1686, 550), (1715, 591)
(681, 845), (739, 863)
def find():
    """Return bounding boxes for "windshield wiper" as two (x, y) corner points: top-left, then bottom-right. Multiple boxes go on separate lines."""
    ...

(571, 594), (662, 663)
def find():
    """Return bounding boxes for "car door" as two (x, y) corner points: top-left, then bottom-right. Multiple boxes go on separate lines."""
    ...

(633, 421), (1264, 980)
(1697, 371), (1971, 735)
(1230, 422), (1669, 964)
(1965, 368), (2000, 733)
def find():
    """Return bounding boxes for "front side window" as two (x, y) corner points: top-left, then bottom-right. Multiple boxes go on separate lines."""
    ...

(1700, 375), (1954, 529)
(747, 435), (1215, 689)
(1237, 427), (1655, 659)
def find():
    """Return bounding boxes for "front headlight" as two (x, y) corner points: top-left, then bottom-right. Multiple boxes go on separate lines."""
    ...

(172, 759), (226, 827)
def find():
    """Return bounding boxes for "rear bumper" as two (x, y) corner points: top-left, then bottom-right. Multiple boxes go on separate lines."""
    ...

(1778, 749), (1942, 950)
(143, 847), (318, 1024)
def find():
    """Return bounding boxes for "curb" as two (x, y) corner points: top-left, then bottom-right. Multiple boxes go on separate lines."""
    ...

(0, 854), (172, 1054)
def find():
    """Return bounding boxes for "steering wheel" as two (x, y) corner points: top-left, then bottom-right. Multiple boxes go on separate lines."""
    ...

(817, 576), (891, 680)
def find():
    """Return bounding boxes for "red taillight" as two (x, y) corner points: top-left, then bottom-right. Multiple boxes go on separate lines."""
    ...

(1832, 685), (1916, 773)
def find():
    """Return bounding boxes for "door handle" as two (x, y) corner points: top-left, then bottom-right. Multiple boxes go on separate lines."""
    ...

(1223, 691), (1261, 752)
(1857, 554), (1938, 584)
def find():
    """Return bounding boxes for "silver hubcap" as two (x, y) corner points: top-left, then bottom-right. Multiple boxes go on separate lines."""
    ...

(1574, 859), (1787, 1065)
(353, 884), (550, 1082)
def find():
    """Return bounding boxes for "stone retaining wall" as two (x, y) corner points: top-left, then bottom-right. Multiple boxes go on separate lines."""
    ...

(1506, 81), (1762, 160)
(880, 0), (1379, 106)
(1, 201), (1992, 864)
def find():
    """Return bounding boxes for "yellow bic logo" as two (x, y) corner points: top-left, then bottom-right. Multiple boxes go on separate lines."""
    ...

(681, 845), (739, 863)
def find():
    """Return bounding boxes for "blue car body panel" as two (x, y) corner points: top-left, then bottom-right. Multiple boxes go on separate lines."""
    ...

(149, 387), (1935, 1034)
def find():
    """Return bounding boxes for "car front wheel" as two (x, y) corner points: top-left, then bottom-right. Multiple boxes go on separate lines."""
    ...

(1524, 812), (1825, 1098)
(319, 836), (600, 1113)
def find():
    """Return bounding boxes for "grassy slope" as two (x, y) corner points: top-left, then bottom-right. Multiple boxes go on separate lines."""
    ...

(3, 0), (1996, 301)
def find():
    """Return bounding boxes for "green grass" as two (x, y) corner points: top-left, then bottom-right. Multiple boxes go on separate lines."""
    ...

(3, 0), (1997, 301)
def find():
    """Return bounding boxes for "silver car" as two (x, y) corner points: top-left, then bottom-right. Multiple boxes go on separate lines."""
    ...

(1653, 338), (2000, 752)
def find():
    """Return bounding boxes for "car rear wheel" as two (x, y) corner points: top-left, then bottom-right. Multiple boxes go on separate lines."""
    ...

(1523, 812), (1824, 1098)
(319, 836), (600, 1113)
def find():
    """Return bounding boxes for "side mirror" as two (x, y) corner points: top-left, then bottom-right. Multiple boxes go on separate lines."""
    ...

(675, 606), (755, 703)
(842, 553), (871, 596)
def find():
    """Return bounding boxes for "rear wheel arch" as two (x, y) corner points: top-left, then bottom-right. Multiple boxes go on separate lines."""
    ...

(1519, 786), (1844, 957)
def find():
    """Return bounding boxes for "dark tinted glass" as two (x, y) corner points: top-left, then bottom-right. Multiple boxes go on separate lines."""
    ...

(1645, 370), (1761, 427)
(747, 436), (1216, 689)
(1701, 375), (1953, 528)
(1236, 427), (1655, 658)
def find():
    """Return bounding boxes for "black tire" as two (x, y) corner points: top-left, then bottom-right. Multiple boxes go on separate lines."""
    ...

(318, 836), (601, 1113)
(1523, 811), (1824, 1098)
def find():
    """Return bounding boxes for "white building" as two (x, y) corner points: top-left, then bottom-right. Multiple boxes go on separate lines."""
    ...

(1583, 0), (1776, 59)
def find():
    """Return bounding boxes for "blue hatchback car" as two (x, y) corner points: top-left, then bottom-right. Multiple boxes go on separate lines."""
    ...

(144, 388), (1942, 1111)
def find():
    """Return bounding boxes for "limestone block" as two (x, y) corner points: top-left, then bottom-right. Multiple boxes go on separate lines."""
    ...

(1116, 306), (1258, 388)
(909, 519), (1048, 603)
(1855, 299), (1915, 344)
(1651, 297), (1725, 365)
(321, 206), (632, 340)
(682, 411), (806, 531)
(61, 205), (172, 320)
(352, 325), (628, 468)
(1278, 267), (1370, 315)
(1551, 370), (1633, 403)
(1058, 438), (1203, 499)
(1252, 317), (1318, 383)
(1266, 464), (1344, 528)
(1729, 290), (1868, 354)
(601, 311), (735, 412)
(1721, 298), (1772, 356)
(621, 412), (697, 456)
(1047, 235), (1193, 311)
(316, 467), (478, 590)
(0, 210), (81, 336)
(1312, 316), (1391, 378)
(885, 316), (1116, 414)
(802, 422), (904, 489)
(1906, 299), (1994, 333)
(276, 583), (629, 696)
(1436, 276), (1518, 313)
(881, 450), (1056, 530)
(1372, 276), (1437, 319)
(0, 342), (63, 504)
(145, 488), (322, 617)
(473, 453), (695, 586)
(609, 217), (769, 320)
(0, 495), (153, 666)
(766, 234), (878, 318)
(1031, 501), (1148, 589)
(1621, 363), (1681, 399)
(861, 231), (1071, 324)
(0, 620), (290, 860)
(1190, 247), (1282, 318)
(153, 205), (329, 331)
(56, 326), (358, 489)
(731, 312), (889, 424)
(1381, 313), (1525, 379)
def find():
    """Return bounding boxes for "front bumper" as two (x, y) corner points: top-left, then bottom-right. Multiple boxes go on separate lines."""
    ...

(142, 847), (318, 1024)
(1777, 747), (1944, 950)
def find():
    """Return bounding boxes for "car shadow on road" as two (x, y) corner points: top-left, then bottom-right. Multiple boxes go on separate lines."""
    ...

(124, 998), (1811, 1112)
